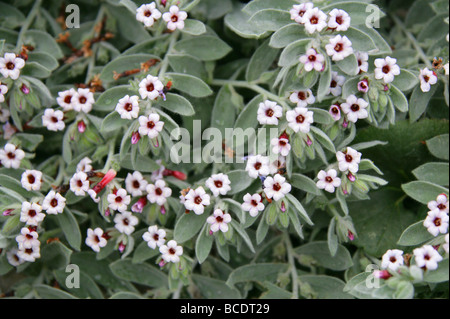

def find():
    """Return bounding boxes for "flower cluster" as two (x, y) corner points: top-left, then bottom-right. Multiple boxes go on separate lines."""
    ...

(136, 2), (187, 31)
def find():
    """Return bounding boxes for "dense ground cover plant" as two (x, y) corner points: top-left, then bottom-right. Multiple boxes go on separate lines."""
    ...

(0, 0), (448, 299)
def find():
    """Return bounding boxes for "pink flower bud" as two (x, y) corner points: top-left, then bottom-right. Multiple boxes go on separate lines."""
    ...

(374, 270), (392, 280)
(92, 169), (117, 194)
(347, 230), (355, 241)
(118, 242), (126, 253)
(280, 201), (286, 212)
(163, 169), (187, 181)
(105, 208), (111, 217)
(161, 0), (167, 7)
(131, 132), (141, 144)
(2, 209), (14, 216)
(383, 85), (389, 92)
(306, 135), (313, 146)
(347, 172), (356, 182)
(160, 205), (166, 215)
(159, 260), (166, 267)
(132, 196), (147, 213)
(209, 230), (213, 236)
(20, 84), (30, 95)
(77, 120), (86, 133)
(342, 119), (348, 128)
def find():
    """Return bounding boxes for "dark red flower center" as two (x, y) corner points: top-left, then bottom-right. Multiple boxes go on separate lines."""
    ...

(382, 65), (390, 74)
(214, 180), (223, 188)
(194, 196), (203, 205)
(27, 174), (36, 184)
(434, 218), (441, 227)
(254, 162), (262, 170)
(28, 210), (36, 217)
(336, 15), (343, 25)
(334, 43), (343, 52)
(273, 183), (282, 191)
(251, 200), (259, 207)
(330, 80), (337, 88)
(345, 154), (353, 162)
(79, 96), (87, 104)
(298, 91), (307, 100)
(296, 115), (305, 123)
(147, 121), (155, 129)
(169, 248), (176, 255)
(171, 15), (178, 22)
(124, 103), (133, 112)
(351, 104), (360, 112)
(7, 152), (15, 159)
(6, 62), (15, 70)
(308, 55), (316, 62)
(155, 188), (163, 196)
(325, 176), (333, 183)
(50, 198), (58, 207)
(266, 108), (274, 117)
(133, 180), (140, 189)
(64, 95), (72, 104)
(144, 10), (152, 17)
(216, 216), (223, 223)
(147, 83), (155, 92)
(310, 16), (318, 24)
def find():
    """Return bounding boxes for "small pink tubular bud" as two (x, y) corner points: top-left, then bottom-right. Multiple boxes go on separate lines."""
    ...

(131, 132), (141, 145)
(374, 270), (392, 280)
(92, 169), (117, 194)
(132, 196), (147, 213)
(77, 120), (86, 133)
(118, 242), (126, 253)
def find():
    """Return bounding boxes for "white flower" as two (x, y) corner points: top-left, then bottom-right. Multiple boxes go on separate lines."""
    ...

(340, 95), (369, 123)
(303, 7), (328, 34)
(427, 194), (449, 214)
(271, 137), (291, 157)
(0, 143), (25, 169)
(73, 88), (95, 113)
(264, 174), (292, 201)
(355, 51), (369, 74)
(326, 35), (353, 62)
(328, 71), (346, 96)
(17, 244), (40, 262)
(444, 63), (449, 76)
(419, 68), (438, 93)
(443, 234), (449, 254)
(336, 147), (362, 174)
(257, 100), (283, 125)
(329, 104), (341, 121)
(269, 157), (286, 175)
(328, 9), (351, 31)
(114, 211), (139, 235)
(246, 155), (270, 179)
(42, 190), (66, 215)
(146, 179), (172, 206)
(0, 107), (10, 122)
(20, 202), (45, 226)
(6, 249), (25, 267)
(241, 193), (265, 217)
(0, 53), (25, 80)
(184, 186), (210, 215)
(413, 245), (443, 270)
(136, 2), (162, 27)
(160, 240), (183, 263)
(289, 89), (315, 107)
(374, 56), (400, 83)
(116, 95), (140, 120)
(423, 209), (449, 237)
(76, 157), (93, 173)
(207, 209), (232, 233)
(316, 169), (341, 193)
(56, 88), (77, 111)
(143, 225), (166, 249)
(138, 113), (164, 139)
(299, 48), (325, 72)
(42, 108), (65, 132)
(125, 171), (148, 197)
(107, 188), (131, 213)
(2, 122), (15, 139)
(162, 5), (187, 31)
(16, 227), (40, 250)
(290, 2), (314, 24)
(381, 249), (404, 272)
(85, 228), (107, 253)
(139, 75), (164, 100)
(0, 83), (8, 103)
(69, 171), (90, 196)
(21, 170), (43, 191)
(205, 173), (232, 197)
(286, 107), (314, 134)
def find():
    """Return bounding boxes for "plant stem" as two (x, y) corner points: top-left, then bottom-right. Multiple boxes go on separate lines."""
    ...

(103, 138), (117, 172)
(159, 33), (178, 80)
(284, 233), (299, 299)
(15, 0), (43, 51)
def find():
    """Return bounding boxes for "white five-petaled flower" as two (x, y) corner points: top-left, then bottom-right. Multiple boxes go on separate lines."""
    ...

(374, 56), (400, 83)
(162, 5), (187, 31)
(271, 137), (291, 157)
(76, 157), (93, 173)
(0, 143), (25, 169)
(69, 171), (90, 196)
(17, 244), (41, 263)
(21, 170), (43, 191)
(160, 240), (183, 263)
(85, 228), (107, 253)
(444, 234), (449, 254)
(413, 245), (443, 270)
(42, 108), (65, 132)
(136, 2), (162, 27)
(381, 249), (404, 272)
(42, 190), (66, 215)
(116, 95), (140, 120)
(73, 88), (95, 113)
(241, 193), (265, 217)
(114, 211), (139, 235)
(0, 53), (25, 80)
(257, 100), (283, 125)
(0, 83), (8, 103)
(138, 113), (164, 139)
(205, 173), (232, 197)
(328, 9), (351, 31)
(16, 227), (40, 250)
(303, 7), (328, 34)
(419, 68), (438, 93)
(20, 202), (45, 226)
(286, 107), (314, 134)
(264, 174), (292, 201)
(146, 179), (172, 206)
(423, 209), (449, 237)
(427, 194), (449, 215)
(246, 154), (270, 179)
(290, 2), (314, 24)
(325, 35), (353, 62)
(355, 52), (369, 74)
(138, 75), (164, 100)
(299, 48), (325, 72)
(125, 171), (148, 197)
(207, 209), (232, 233)
(336, 147), (362, 174)
(56, 88), (77, 111)
(316, 169), (342, 193)
(143, 225), (166, 249)
(328, 71), (346, 96)
(107, 188), (131, 213)
(329, 104), (341, 121)
(340, 95), (369, 123)
(184, 186), (210, 215)
(6, 249), (25, 267)
(289, 89), (315, 107)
